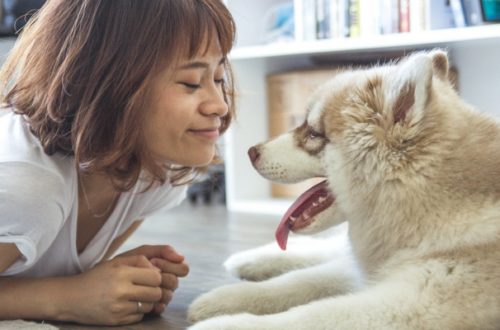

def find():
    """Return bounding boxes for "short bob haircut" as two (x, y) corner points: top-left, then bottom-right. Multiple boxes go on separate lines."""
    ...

(0, 0), (236, 191)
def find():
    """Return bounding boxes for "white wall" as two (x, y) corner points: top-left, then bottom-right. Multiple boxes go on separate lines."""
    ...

(451, 41), (500, 116)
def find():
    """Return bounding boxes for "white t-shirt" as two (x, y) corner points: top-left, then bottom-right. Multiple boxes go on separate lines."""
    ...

(0, 110), (187, 277)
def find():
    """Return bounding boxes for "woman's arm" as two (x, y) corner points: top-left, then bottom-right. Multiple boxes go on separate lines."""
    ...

(0, 243), (21, 273)
(0, 254), (163, 325)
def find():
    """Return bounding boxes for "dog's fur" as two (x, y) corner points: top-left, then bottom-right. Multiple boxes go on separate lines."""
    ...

(187, 50), (500, 330)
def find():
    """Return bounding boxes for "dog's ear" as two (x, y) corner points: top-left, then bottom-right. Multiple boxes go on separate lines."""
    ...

(429, 49), (449, 81)
(390, 52), (434, 125)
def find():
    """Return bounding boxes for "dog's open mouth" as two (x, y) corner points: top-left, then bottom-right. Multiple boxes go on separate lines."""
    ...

(275, 180), (335, 250)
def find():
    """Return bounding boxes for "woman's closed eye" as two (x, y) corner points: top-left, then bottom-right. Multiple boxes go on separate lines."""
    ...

(179, 82), (201, 90)
(179, 78), (224, 90)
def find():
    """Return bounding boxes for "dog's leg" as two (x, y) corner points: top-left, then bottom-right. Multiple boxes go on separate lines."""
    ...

(225, 224), (348, 281)
(187, 249), (361, 323)
(188, 259), (500, 330)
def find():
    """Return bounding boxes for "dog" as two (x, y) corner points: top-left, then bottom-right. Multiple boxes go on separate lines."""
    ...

(187, 50), (500, 330)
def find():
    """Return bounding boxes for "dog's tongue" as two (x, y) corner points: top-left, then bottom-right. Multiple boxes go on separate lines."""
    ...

(275, 180), (333, 250)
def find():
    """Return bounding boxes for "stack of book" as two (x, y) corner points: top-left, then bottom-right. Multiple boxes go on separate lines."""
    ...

(295, 0), (497, 42)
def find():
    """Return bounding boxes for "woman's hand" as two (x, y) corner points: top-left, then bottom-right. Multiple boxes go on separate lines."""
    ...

(65, 255), (163, 325)
(115, 245), (190, 314)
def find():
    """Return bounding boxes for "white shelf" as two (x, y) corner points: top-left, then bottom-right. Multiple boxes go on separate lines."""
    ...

(230, 25), (500, 60)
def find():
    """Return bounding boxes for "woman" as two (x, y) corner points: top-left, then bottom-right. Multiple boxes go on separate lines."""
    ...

(0, 0), (235, 326)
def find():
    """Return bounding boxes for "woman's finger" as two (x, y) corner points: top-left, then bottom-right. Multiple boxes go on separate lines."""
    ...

(120, 313), (144, 325)
(158, 245), (185, 263)
(160, 272), (179, 291)
(151, 302), (166, 315)
(124, 266), (162, 287)
(118, 245), (184, 263)
(127, 284), (163, 303)
(150, 258), (189, 277)
(129, 301), (155, 315)
(159, 288), (174, 304)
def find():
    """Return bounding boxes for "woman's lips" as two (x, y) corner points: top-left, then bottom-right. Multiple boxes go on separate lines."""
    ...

(188, 128), (220, 140)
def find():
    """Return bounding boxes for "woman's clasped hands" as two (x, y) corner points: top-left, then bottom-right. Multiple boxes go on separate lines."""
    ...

(66, 245), (189, 326)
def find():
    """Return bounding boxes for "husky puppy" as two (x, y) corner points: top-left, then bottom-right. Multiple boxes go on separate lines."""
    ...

(187, 50), (500, 330)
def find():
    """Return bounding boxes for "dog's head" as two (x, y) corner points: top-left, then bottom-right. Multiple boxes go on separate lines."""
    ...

(249, 50), (458, 250)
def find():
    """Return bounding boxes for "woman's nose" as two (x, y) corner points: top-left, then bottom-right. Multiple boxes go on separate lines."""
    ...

(202, 86), (228, 117)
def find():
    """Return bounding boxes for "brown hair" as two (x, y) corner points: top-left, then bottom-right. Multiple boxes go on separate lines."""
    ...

(0, 0), (236, 191)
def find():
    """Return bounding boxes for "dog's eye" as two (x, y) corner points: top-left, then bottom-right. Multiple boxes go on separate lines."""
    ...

(308, 131), (324, 140)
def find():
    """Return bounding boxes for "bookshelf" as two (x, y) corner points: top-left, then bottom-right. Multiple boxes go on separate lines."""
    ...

(223, 0), (500, 215)
(230, 24), (500, 59)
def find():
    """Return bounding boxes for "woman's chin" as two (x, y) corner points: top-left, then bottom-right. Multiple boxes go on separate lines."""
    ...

(160, 148), (216, 167)
(183, 153), (216, 167)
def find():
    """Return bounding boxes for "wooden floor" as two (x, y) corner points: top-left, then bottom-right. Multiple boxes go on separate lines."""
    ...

(55, 201), (279, 330)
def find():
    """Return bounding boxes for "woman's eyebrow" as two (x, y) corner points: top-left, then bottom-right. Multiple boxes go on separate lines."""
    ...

(178, 58), (225, 70)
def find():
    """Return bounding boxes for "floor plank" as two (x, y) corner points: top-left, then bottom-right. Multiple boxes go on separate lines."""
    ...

(55, 202), (279, 330)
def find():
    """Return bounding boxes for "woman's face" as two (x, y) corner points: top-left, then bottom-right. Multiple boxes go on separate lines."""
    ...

(145, 41), (228, 167)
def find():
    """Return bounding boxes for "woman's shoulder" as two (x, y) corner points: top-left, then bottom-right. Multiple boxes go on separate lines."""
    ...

(0, 109), (43, 161)
(0, 109), (75, 183)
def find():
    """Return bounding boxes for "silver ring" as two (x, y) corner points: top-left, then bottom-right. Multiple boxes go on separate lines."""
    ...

(136, 301), (143, 313)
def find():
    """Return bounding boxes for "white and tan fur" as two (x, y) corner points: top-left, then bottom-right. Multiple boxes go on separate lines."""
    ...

(187, 50), (500, 330)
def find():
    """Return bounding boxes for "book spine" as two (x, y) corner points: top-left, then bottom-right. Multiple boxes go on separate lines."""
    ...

(340, 0), (350, 37)
(303, 0), (317, 41)
(399, 0), (411, 32)
(294, 0), (304, 42)
(410, 0), (427, 32)
(349, 0), (360, 37)
(391, 0), (400, 33)
(380, 0), (393, 34)
(359, 0), (380, 37)
(329, 0), (340, 38)
(450, 0), (466, 27)
(426, 0), (455, 30)
(461, 0), (484, 26)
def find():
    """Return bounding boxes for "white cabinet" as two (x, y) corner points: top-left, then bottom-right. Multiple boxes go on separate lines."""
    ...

(223, 0), (500, 215)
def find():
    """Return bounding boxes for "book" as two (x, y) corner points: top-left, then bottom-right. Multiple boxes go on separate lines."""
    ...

(316, 0), (331, 39)
(379, 0), (400, 34)
(426, 0), (456, 30)
(481, 0), (500, 22)
(329, 0), (350, 38)
(338, 0), (351, 37)
(399, 0), (411, 32)
(329, 0), (340, 38)
(359, 0), (380, 36)
(302, 0), (317, 41)
(462, 0), (484, 25)
(410, 0), (426, 32)
(349, 0), (361, 37)
(450, 0), (467, 27)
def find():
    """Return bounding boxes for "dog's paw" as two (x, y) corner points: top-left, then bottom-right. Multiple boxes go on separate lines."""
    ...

(188, 281), (282, 323)
(224, 249), (288, 281)
(188, 313), (270, 330)
(224, 243), (327, 281)
(187, 283), (252, 323)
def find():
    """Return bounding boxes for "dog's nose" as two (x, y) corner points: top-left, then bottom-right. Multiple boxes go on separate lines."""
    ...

(248, 146), (260, 164)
